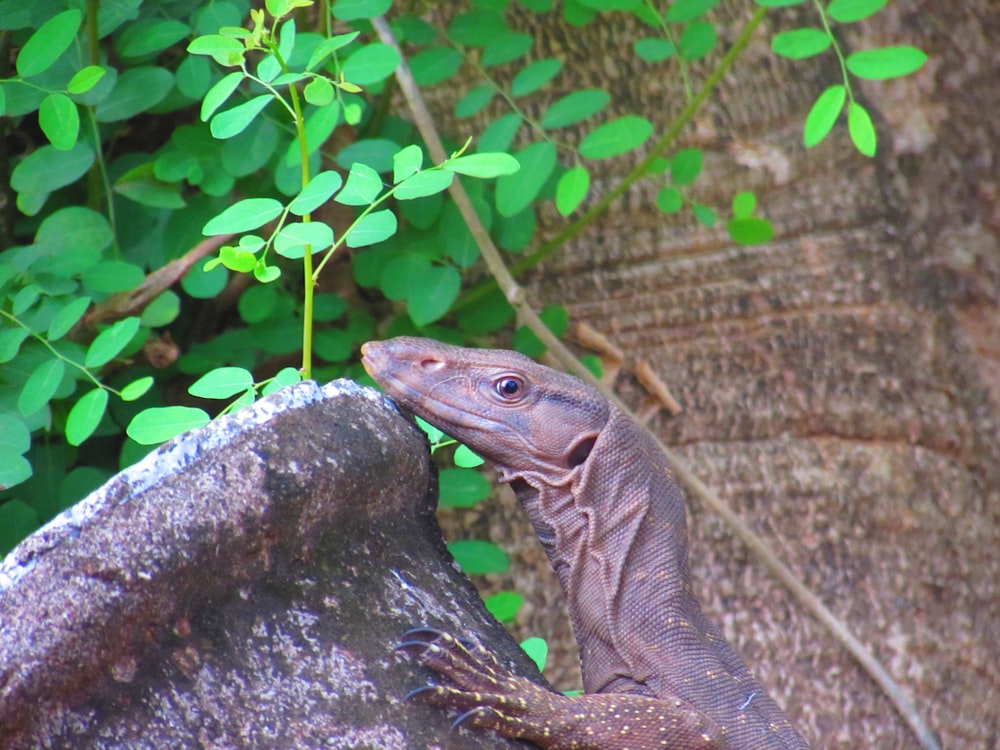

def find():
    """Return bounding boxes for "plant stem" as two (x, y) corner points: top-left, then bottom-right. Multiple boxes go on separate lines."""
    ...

(456, 6), (768, 312)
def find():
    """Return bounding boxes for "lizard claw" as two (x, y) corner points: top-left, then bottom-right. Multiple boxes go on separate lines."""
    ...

(450, 706), (494, 732)
(404, 684), (440, 701)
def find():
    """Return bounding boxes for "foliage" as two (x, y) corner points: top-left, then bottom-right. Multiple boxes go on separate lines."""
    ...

(0, 0), (925, 652)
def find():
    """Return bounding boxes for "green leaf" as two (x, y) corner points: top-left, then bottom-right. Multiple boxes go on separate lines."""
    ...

(85, 317), (141, 368)
(576, 0), (641, 8)
(342, 43), (401, 85)
(477, 113), (522, 153)
(95, 67), (174, 122)
(12, 286), (40, 316)
(67, 65), (108, 95)
(141, 291), (181, 327)
(665, 0), (720, 21)
(414, 416), (445, 445)
(771, 28), (831, 60)
(727, 217), (774, 245)
(670, 148), (703, 185)
(48, 296), (92, 341)
(201, 71), (244, 121)
(0, 415), (31, 456)
(484, 591), (524, 623)
(438, 467), (492, 507)
(541, 89), (610, 129)
(187, 34), (245, 67)
(656, 186), (683, 214)
(39, 93), (79, 150)
(445, 153), (520, 178)
(407, 265), (461, 325)
(18, 358), (66, 415)
(121, 376), (155, 401)
(482, 32), (533, 66)
(392, 144), (424, 184)
(826, 0), (887, 23)
(304, 76), (334, 107)
(447, 539), (510, 575)
(511, 58), (562, 96)
(495, 141), (557, 216)
(335, 139), (402, 174)
(289, 171), (344, 216)
(454, 444), (484, 467)
(66, 389), (109, 446)
(803, 84), (846, 147)
(117, 19), (190, 58)
(274, 221), (334, 258)
(306, 31), (360, 71)
(556, 167), (590, 216)
(633, 38), (676, 62)
(455, 85), (494, 118)
(0, 500), (38, 553)
(678, 21), (716, 60)
(217, 246), (258, 273)
(333, 0), (392, 20)
(127, 406), (211, 445)
(211, 94), (272, 139)
(754, 0), (806, 6)
(336, 163), (384, 205)
(203, 198), (284, 234)
(732, 191), (756, 218)
(82, 260), (145, 294)
(183, 256), (228, 299)
(262, 367), (302, 395)
(692, 202), (717, 227)
(346, 209), (397, 248)
(11, 143), (94, 199)
(514, 305), (569, 357)
(114, 164), (186, 210)
(36, 206), (113, 261)
(520, 636), (548, 672)
(846, 46), (927, 80)
(408, 46), (463, 87)
(580, 116), (653, 159)
(0, 328), (30, 364)
(16, 9), (81, 78)
(847, 101), (877, 156)
(189, 367), (254, 399)
(238, 284), (277, 323)
(448, 10), (508, 46)
(394, 170), (454, 200)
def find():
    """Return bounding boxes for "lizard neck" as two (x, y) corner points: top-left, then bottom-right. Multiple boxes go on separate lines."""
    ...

(508, 407), (694, 694)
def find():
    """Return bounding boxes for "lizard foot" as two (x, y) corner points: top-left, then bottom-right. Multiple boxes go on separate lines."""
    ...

(397, 628), (721, 750)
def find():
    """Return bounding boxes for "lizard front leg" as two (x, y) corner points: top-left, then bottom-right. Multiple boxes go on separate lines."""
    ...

(398, 629), (721, 750)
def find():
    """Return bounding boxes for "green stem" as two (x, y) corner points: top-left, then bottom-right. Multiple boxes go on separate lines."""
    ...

(813, 0), (855, 104)
(0, 310), (110, 393)
(454, 7), (768, 312)
(275, 46), (314, 380)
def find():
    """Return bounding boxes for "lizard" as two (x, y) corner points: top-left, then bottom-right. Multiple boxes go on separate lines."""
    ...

(361, 336), (809, 750)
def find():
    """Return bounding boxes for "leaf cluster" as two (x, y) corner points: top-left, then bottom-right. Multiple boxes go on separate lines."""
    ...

(0, 0), (927, 643)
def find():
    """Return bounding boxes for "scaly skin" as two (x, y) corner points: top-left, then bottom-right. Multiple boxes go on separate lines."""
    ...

(362, 337), (808, 749)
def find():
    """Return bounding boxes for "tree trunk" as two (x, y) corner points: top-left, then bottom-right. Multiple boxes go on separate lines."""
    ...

(447, 2), (998, 747)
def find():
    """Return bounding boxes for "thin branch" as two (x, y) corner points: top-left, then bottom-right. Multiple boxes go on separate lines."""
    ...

(370, 14), (940, 750)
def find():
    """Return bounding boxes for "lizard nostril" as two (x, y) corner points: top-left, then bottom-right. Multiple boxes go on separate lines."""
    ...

(419, 358), (444, 371)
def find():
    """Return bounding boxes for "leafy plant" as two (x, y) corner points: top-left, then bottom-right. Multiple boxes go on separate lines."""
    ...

(0, 0), (926, 662)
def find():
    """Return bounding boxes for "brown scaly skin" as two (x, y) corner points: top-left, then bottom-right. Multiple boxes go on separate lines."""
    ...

(362, 337), (809, 750)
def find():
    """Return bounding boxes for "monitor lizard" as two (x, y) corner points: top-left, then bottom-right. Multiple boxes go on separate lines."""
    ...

(362, 336), (808, 749)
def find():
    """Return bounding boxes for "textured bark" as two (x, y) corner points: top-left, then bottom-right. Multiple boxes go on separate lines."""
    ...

(0, 381), (540, 749)
(431, 2), (999, 748)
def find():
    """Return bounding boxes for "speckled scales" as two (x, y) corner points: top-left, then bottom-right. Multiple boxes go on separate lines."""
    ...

(362, 338), (809, 749)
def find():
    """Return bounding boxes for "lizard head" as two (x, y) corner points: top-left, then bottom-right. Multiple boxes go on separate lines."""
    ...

(361, 336), (610, 481)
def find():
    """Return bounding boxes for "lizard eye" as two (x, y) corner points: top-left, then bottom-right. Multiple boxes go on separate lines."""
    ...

(494, 377), (523, 399)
